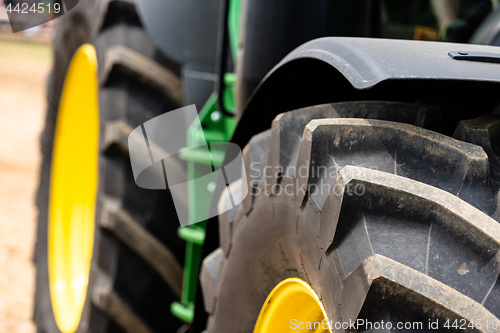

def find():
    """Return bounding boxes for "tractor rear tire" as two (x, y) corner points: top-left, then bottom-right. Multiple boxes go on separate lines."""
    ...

(201, 102), (500, 332)
(34, 1), (185, 332)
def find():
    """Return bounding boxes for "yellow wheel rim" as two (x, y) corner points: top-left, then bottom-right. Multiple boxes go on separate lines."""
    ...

(48, 44), (99, 333)
(254, 278), (331, 333)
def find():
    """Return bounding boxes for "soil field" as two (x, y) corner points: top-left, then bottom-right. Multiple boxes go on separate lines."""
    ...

(0, 39), (52, 333)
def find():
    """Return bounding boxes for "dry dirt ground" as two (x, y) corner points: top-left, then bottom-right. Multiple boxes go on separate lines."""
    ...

(0, 39), (52, 333)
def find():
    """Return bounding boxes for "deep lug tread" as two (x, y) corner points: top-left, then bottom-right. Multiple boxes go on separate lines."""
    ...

(104, 120), (188, 209)
(92, 271), (153, 333)
(99, 0), (136, 25)
(98, 0), (137, 34)
(321, 165), (500, 254)
(102, 120), (131, 154)
(200, 248), (224, 314)
(100, 202), (183, 298)
(322, 166), (500, 307)
(101, 45), (183, 105)
(454, 115), (500, 193)
(206, 101), (500, 331)
(218, 179), (244, 256)
(295, 118), (491, 212)
(266, 101), (444, 190)
(242, 130), (271, 214)
(341, 255), (498, 333)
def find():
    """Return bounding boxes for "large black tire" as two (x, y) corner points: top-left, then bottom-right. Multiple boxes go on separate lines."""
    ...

(34, 1), (186, 332)
(201, 102), (500, 332)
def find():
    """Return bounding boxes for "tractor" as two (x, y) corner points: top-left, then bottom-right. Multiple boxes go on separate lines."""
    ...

(34, 0), (500, 332)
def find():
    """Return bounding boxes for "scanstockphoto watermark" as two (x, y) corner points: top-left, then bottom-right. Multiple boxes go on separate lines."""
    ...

(290, 319), (425, 331)
(290, 318), (500, 331)
(128, 105), (247, 227)
(2, 0), (78, 32)
(248, 161), (377, 198)
(249, 175), (367, 198)
(128, 105), (377, 227)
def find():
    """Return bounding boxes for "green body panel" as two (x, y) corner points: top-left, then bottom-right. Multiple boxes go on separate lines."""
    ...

(228, 0), (242, 64)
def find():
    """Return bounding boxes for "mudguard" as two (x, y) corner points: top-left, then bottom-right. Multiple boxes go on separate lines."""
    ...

(236, 37), (500, 130)
(274, 37), (500, 90)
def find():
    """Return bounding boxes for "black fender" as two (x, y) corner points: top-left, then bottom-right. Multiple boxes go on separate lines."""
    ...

(234, 37), (500, 148)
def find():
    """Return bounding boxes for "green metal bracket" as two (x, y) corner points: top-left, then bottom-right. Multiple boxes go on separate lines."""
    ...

(179, 146), (225, 167)
(171, 92), (237, 323)
(178, 225), (206, 245)
(171, 0), (241, 323)
(171, 302), (195, 323)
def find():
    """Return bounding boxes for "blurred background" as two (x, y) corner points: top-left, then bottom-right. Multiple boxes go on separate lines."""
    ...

(0, 0), (499, 331)
(0, 1), (53, 332)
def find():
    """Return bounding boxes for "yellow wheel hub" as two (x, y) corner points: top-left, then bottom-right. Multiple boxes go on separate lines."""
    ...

(48, 44), (99, 333)
(254, 278), (331, 333)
